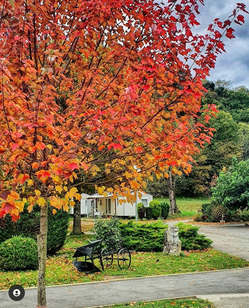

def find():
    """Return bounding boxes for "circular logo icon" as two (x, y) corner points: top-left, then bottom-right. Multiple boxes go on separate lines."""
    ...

(8, 285), (25, 301)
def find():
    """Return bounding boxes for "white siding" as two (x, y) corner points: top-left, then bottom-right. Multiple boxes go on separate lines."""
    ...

(69, 193), (91, 215)
(116, 192), (153, 217)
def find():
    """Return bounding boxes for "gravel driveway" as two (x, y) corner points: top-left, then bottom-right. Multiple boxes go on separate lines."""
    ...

(196, 223), (249, 261)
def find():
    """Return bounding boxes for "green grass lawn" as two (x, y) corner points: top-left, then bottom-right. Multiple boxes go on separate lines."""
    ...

(1, 233), (248, 290)
(111, 298), (214, 307)
(155, 196), (209, 219)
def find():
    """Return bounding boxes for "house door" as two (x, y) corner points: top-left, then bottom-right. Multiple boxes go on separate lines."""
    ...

(106, 199), (111, 214)
(90, 200), (94, 215)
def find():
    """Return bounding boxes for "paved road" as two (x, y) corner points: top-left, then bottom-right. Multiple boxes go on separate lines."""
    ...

(0, 268), (249, 308)
(196, 223), (249, 261)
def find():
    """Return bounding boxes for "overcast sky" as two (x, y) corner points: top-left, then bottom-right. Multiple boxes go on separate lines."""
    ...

(197, 1), (249, 89)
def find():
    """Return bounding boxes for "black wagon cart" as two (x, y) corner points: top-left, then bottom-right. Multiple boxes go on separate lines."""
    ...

(73, 239), (104, 273)
(73, 238), (131, 273)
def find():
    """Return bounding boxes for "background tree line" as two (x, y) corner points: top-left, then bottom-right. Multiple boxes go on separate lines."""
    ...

(147, 80), (249, 198)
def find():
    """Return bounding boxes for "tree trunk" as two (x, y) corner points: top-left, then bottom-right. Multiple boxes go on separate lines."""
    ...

(72, 202), (82, 235)
(167, 172), (180, 215)
(37, 203), (48, 308)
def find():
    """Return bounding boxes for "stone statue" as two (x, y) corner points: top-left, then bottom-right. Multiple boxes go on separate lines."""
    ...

(163, 224), (181, 256)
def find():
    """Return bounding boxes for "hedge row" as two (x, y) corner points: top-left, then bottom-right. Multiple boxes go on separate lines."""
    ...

(94, 219), (212, 252)
(138, 200), (169, 220)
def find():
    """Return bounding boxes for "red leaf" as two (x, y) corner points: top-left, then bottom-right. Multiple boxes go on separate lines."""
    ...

(226, 28), (235, 39)
(36, 170), (51, 183)
(36, 142), (46, 150)
(0, 202), (14, 217)
(11, 143), (19, 150)
(68, 163), (79, 171)
(237, 15), (245, 23)
(135, 146), (143, 153)
(108, 143), (123, 150)
(18, 174), (29, 184)
(11, 214), (20, 222)
(0, 191), (10, 200)
(145, 138), (153, 143)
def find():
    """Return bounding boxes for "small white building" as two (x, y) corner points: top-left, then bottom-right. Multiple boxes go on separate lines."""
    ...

(70, 192), (153, 218)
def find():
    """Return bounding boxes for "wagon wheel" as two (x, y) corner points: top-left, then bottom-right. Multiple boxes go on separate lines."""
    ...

(117, 248), (131, 270)
(101, 248), (114, 269)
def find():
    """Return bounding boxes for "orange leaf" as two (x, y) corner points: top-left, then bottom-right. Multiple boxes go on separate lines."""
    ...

(36, 170), (51, 183)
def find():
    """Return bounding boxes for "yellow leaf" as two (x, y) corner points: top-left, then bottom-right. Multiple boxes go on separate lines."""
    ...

(75, 193), (81, 201)
(27, 204), (34, 213)
(53, 175), (62, 185)
(35, 190), (41, 197)
(55, 185), (63, 193)
(50, 196), (64, 209)
(69, 200), (75, 207)
(52, 209), (57, 215)
(22, 198), (27, 204)
(37, 197), (46, 207)
(28, 196), (36, 206)
(27, 179), (33, 186)
(11, 208), (20, 217)
(15, 200), (25, 212)
(97, 186), (105, 195)
(63, 203), (69, 212)
(69, 175), (74, 182)
(68, 187), (78, 199)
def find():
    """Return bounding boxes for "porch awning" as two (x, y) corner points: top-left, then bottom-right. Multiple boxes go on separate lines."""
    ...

(86, 193), (113, 199)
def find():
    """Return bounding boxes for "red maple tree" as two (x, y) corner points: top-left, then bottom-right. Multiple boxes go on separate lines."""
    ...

(0, 1), (247, 307)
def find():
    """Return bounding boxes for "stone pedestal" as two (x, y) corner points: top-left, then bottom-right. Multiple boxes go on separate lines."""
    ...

(163, 224), (181, 256)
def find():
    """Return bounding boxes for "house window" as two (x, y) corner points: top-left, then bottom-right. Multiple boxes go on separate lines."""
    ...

(141, 198), (148, 207)
(100, 199), (102, 206)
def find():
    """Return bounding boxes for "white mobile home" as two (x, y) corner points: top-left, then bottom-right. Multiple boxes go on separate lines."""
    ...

(70, 192), (153, 218)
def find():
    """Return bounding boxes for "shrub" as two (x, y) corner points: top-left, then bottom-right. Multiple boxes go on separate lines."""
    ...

(145, 207), (153, 220)
(240, 210), (249, 222)
(194, 213), (204, 222)
(201, 203), (213, 221)
(0, 236), (38, 270)
(211, 205), (227, 222)
(177, 222), (212, 251)
(0, 205), (69, 255)
(198, 202), (240, 223)
(149, 200), (161, 220)
(47, 207), (69, 254)
(137, 203), (146, 220)
(211, 158), (249, 211)
(94, 218), (122, 251)
(0, 214), (15, 244)
(160, 202), (169, 219)
(120, 221), (166, 252)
